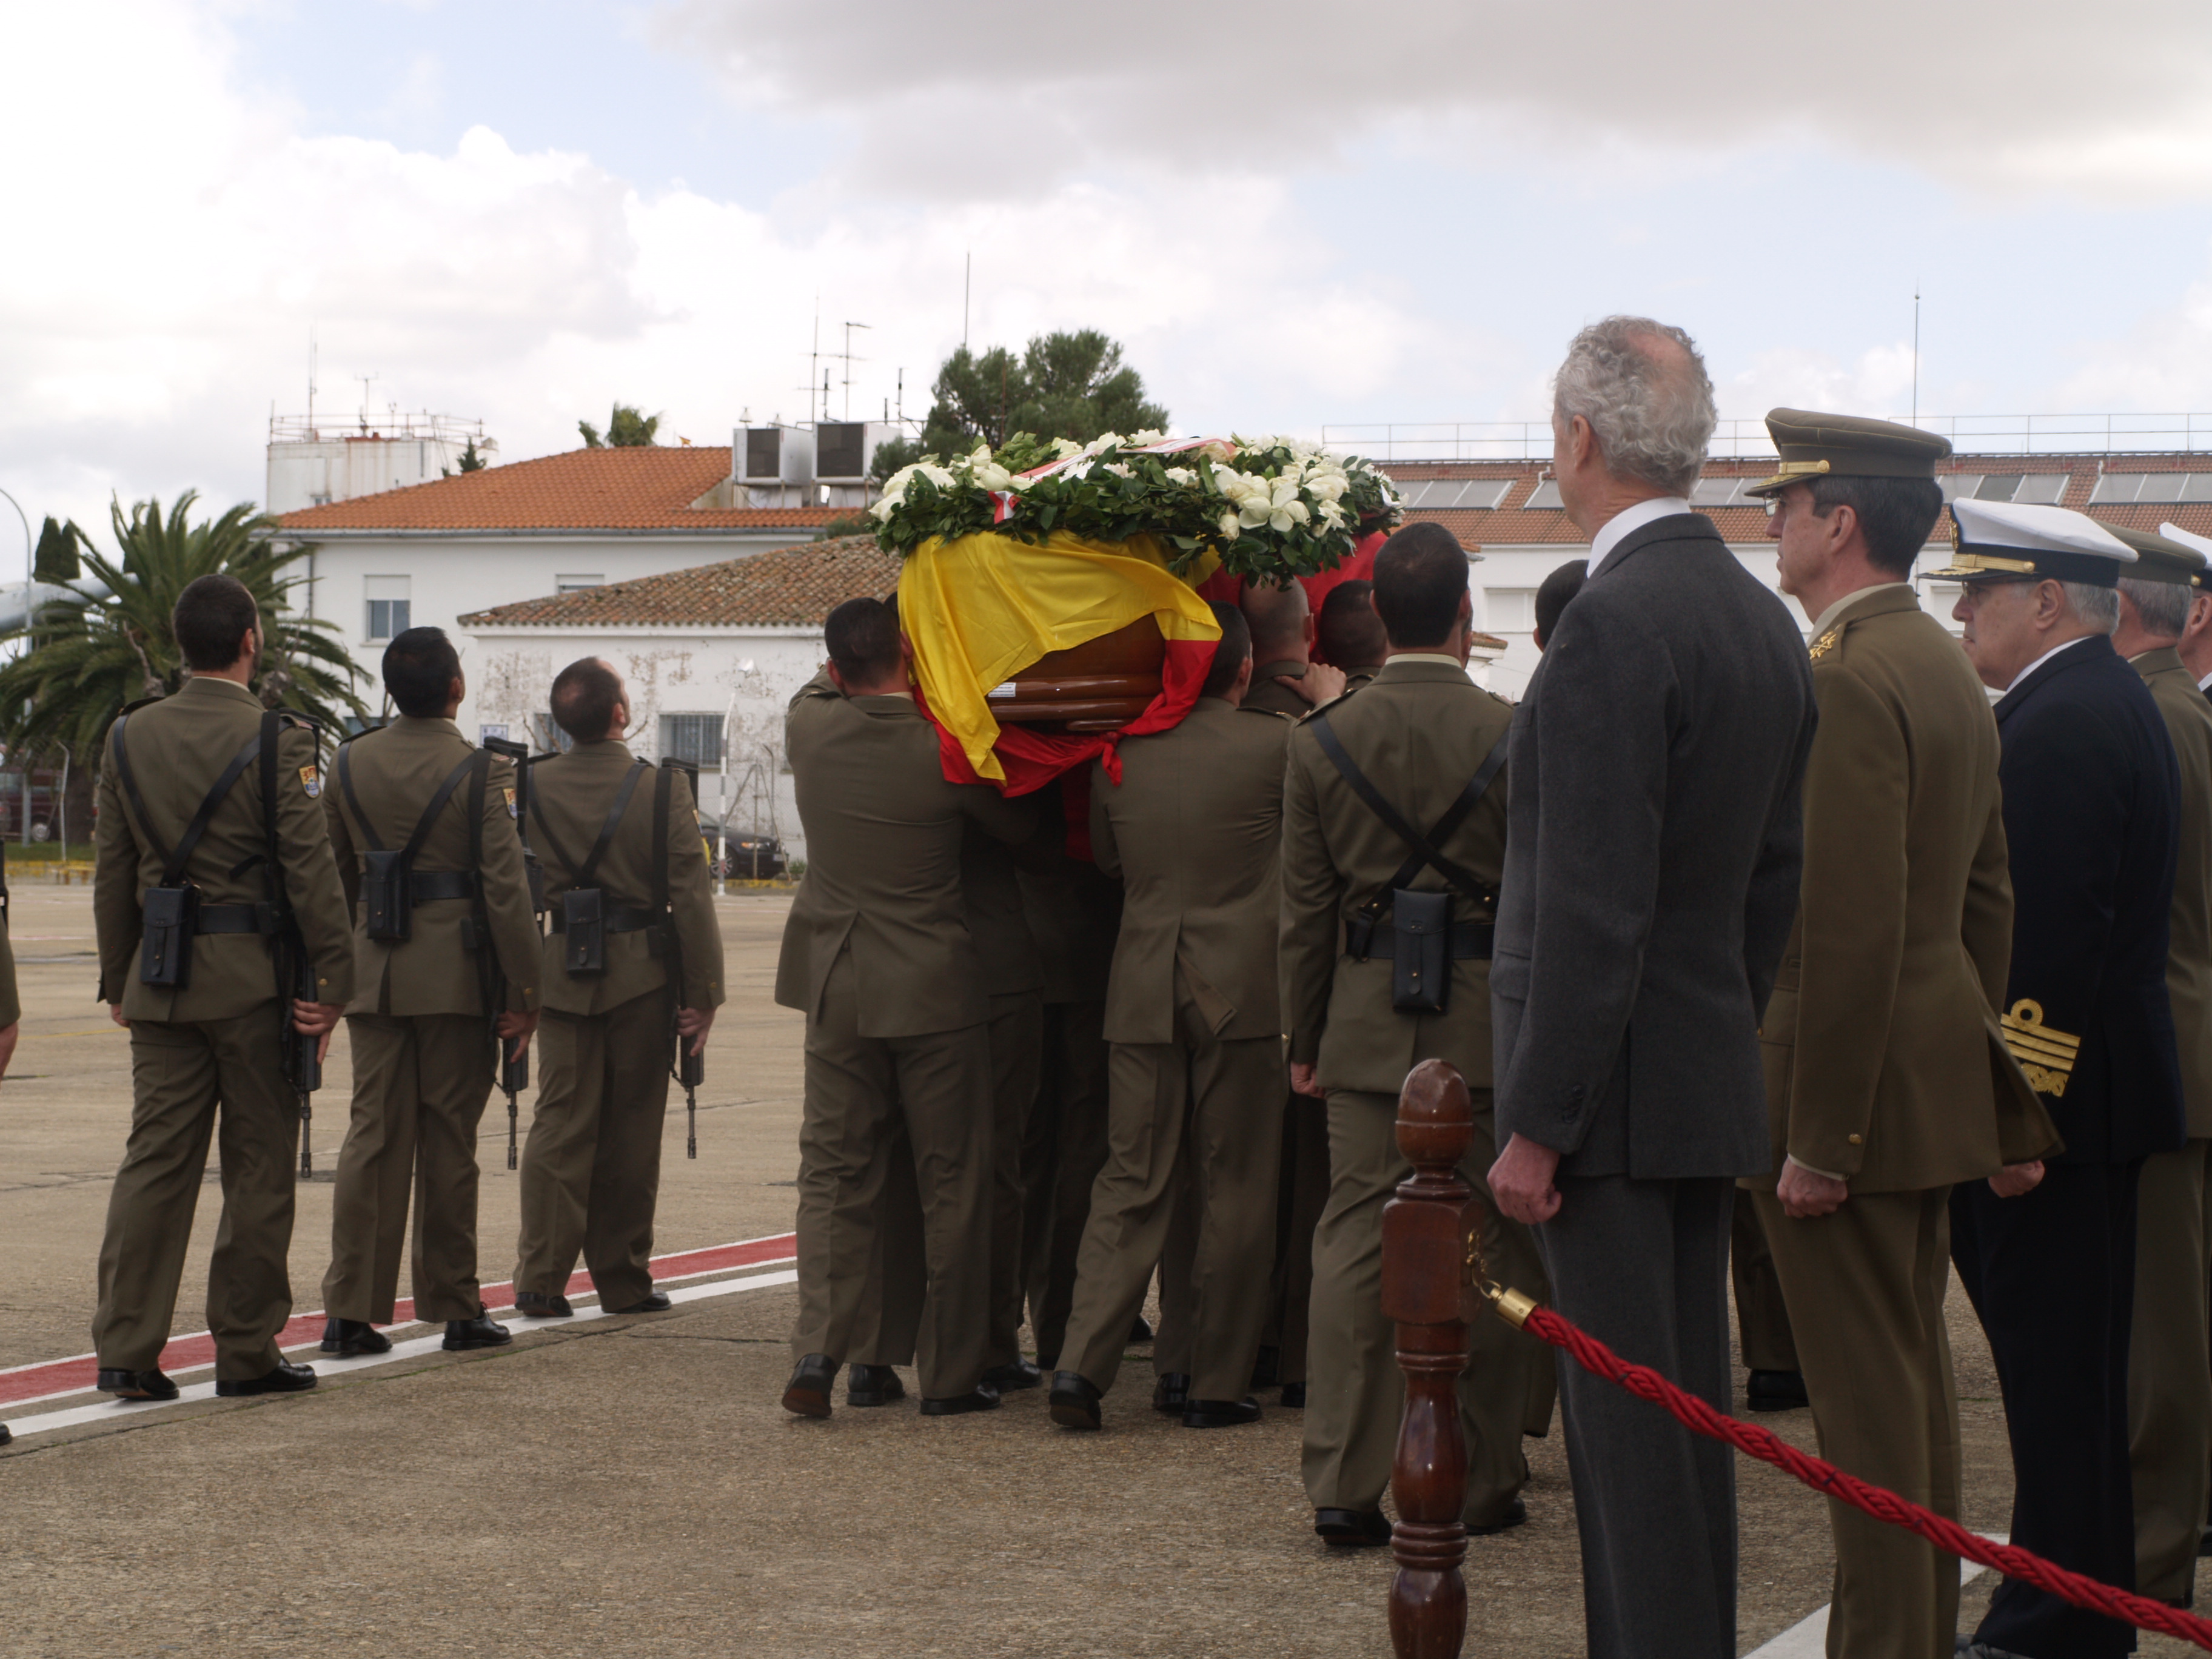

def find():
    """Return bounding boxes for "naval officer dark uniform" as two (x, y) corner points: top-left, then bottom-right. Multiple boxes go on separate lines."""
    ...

(1936, 499), (2187, 1659)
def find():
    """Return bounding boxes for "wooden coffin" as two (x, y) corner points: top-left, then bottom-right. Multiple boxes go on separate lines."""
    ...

(988, 617), (1165, 733)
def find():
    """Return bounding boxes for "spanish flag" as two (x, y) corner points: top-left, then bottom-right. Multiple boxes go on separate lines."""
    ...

(898, 529), (1222, 796)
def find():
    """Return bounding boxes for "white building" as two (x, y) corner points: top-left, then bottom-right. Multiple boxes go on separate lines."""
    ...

(270, 444), (839, 734)
(266, 411), (501, 514)
(457, 536), (899, 862)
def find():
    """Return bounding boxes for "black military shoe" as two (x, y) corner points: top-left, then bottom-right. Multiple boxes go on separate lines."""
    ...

(1280, 1381), (1307, 1409)
(0, 1423), (10, 1446)
(981, 1357), (1042, 1392)
(1151, 1371), (1191, 1414)
(1467, 1496), (1528, 1536)
(609, 1290), (672, 1315)
(319, 1318), (390, 1357)
(1128, 1314), (1154, 1342)
(1182, 1395), (1262, 1429)
(1315, 1508), (1392, 1548)
(96, 1368), (179, 1401)
(920, 1383), (1002, 1417)
(215, 1361), (317, 1398)
(514, 1292), (572, 1318)
(782, 1353), (838, 1418)
(1746, 1369), (1809, 1412)
(1048, 1370), (1104, 1430)
(846, 1364), (905, 1407)
(443, 1316), (512, 1352)
(1250, 1346), (1282, 1388)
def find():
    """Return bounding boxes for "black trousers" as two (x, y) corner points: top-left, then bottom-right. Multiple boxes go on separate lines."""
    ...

(1952, 1160), (2143, 1659)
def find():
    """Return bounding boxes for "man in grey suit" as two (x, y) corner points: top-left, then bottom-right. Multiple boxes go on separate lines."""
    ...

(1490, 317), (1818, 1659)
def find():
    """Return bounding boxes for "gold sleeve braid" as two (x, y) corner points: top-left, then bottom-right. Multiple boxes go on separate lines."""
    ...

(2000, 999), (2080, 1098)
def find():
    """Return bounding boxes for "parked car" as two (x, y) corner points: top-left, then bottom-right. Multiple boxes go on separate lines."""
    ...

(700, 823), (788, 880)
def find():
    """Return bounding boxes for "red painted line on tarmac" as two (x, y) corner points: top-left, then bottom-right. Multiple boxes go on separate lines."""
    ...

(0, 1231), (796, 1407)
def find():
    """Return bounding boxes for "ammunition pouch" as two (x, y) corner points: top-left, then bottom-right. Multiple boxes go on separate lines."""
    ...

(1391, 889), (1451, 1014)
(561, 888), (605, 974)
(339, 746), (486, 946)
(139, 883), (199, 989)
(360, 850), (411, 942)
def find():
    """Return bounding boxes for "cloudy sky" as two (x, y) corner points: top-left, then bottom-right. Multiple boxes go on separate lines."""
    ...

(6, 0), (2212, 570)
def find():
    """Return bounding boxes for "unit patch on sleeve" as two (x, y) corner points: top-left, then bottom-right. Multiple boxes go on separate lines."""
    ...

(299, 765), (321, 800)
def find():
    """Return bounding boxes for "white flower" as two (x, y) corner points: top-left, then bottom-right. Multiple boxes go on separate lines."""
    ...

(1085, 432), (1125, 456)
(1125, 428), (1168, 447)
(968, 459), (1013, 491)
(877, 463), (923, 504)
(1048, 437), (1082, 460)
(868, 494), (897, 523)
(1218, 509), (1242, 541)
(1064, 459), (1093, 481)
(919, 463), (955, 490)
(1239, 475), (1310, 535)
(1164, 466), (1195, 486)
(1104, 461), (1133, 478)
(1317, 498), (1347, 528)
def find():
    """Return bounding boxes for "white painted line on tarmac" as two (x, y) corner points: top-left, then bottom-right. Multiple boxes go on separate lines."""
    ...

(1744, 1535), (2006, 1659)
(0, 1266), (798, 1443)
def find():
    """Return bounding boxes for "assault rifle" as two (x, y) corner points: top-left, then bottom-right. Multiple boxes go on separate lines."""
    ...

(657, 757), (703, 1159)
(482, 736), (537, 1170)
(260, 711), (324, 1179)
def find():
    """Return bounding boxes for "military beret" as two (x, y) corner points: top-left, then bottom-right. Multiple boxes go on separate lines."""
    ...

(1744, 409), (1953, 498)
(2159, 521), (2212, 588)
(1926, 498), (2137, 588)
(2102, 524), (2207, 586)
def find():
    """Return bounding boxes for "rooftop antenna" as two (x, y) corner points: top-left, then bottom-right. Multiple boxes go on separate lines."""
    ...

(833, 320), (871, 421)
(896, 366), (905, 425)
(1911, 283), (1921, 424)
(809, 300), (819, 427)
(355, 372), (379, 432)
(307, 326), (318, 437)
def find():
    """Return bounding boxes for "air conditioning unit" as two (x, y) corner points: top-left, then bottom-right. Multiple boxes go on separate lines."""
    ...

(814, 421), (891, 484)
(736, 425), (814, 486)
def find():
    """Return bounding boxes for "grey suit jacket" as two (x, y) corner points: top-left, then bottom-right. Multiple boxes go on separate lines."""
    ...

(1492, 512), (1817, 1179)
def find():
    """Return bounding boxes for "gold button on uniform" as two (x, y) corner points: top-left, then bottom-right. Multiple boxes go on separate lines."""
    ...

(1847, 1133), (1863, 1145)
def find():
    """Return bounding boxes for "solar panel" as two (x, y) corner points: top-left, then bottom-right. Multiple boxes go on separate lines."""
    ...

(2089, 474), (2143, 503)
(2137, 474), (2188, 503)
(1689, 478), (1736, 506)
(2013, 474), (2071, 505)
(1456, 480), (1512, 509)
(1939, 475), (1986, 501)
(2180, 475), (2212, 504)
(1525, 480), (1564, 509)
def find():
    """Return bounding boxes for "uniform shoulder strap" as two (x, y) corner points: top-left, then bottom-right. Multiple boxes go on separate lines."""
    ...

(652, 764), (672, 912)
(112, 710), (264, 886)
(397, 751), (488, 869)
(532, 758), (649, 887)
(1307, 713), (1505, 907)
(336, 741), (382, 851)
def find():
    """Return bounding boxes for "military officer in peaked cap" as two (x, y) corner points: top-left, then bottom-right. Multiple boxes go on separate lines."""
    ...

(1934, 499), (2186, 1659)
(2154, 521), (2212, 703)
(2101, 523), (2212, 1608)
(1746, 412), (2059, 1659)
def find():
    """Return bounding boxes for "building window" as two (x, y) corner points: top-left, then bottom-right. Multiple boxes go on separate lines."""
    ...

(364, 575), (410, 642)
(660, 713), (724, 769)
(557, 575), (605, 592)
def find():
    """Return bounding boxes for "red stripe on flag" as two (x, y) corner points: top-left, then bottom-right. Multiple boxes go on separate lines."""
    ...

(0, 1232), (797, 1407)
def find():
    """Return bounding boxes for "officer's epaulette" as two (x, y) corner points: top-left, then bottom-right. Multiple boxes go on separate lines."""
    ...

(1299, 689), (1355, 721)
(1807, 625), (1845, 663)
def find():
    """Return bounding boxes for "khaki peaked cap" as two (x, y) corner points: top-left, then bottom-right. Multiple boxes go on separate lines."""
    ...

(1745, 409), (1952, 497)
(2104, 523), (2210, 587)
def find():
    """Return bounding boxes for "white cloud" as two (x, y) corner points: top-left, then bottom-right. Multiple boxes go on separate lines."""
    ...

(655, 0), (2212, 202)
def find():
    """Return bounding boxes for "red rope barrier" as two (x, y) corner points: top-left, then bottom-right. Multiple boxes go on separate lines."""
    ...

(1495, 1293), (2212, 1652)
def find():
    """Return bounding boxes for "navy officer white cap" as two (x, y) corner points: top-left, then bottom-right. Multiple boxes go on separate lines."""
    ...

(2160, 520), (2212, 561)
(1928, 498), (2137, 586)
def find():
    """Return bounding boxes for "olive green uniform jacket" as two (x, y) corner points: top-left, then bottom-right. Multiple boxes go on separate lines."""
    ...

(324, 716), (542, 1017)
(529, 740), (723, 1017)
(2134, 647), (2212, 1133)
(1090, 696), (1292, 1044)
(1279, 657), (1513, 1093)
(1754, 586), (2056, 1190)
(95, 675), (354, 1016)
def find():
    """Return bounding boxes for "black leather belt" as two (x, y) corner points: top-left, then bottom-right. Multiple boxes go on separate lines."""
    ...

(550, 904), (657, 934)
(196, 903), (272, 936)
(409, 870), (475, 902)
(1349, 921), (1494, 960)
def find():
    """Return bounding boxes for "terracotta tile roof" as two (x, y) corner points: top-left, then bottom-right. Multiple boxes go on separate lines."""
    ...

(273, 446), (839, 534)
(461, 537), (899, 629)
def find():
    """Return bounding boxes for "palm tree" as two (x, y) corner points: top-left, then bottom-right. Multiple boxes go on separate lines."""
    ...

(0, 492), (366, 768)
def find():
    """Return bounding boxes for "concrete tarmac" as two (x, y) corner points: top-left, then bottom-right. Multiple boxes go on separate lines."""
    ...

(2, 883), (2204, 1657)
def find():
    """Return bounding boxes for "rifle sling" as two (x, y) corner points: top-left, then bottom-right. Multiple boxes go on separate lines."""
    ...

(529, 759), (648, 893)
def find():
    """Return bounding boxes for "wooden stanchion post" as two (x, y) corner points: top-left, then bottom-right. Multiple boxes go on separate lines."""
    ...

(1381, 1058), (1475, 1659)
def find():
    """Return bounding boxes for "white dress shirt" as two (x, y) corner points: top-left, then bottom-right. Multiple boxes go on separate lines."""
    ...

(2004, 633), (2097, 697)
(1586, 495), (1694, 578)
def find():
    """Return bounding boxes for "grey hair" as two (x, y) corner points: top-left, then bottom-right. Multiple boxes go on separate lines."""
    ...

(1552, 315), (1717, 497)
(2118, 575), (2191, 639)
(2058, 581), (2120, 634)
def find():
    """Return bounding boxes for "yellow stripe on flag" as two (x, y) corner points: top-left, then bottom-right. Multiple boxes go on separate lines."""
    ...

(899, 529), (1222, 783)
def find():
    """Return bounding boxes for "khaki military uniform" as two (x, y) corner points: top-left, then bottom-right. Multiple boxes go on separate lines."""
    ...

(1281, 655), (1551, 1528)
(851, 818), (1049, 1373)
(2127, 644), (2212, 1603)
(320, 717), (541, 1325)
(512, 740), (722, 1311)
(1223, 663), (1328, 1389)
(1057, 696), (1292, 1404)
(90, 675), (354, 1380)
(1731, 1188), (1800, 1373)
(1749, 586), (2057, 1659)
(1018, 839), (1123, 1368)
(776, 679), (1037, 1398)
